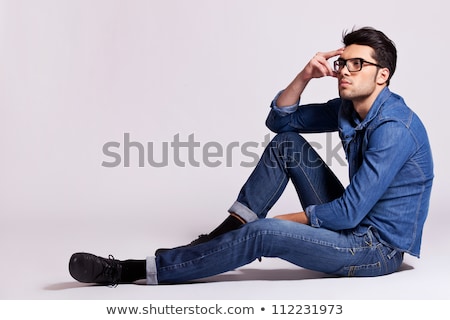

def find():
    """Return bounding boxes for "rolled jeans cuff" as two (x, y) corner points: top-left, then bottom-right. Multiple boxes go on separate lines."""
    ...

(228, 201), (259, 223)
(146, 256), (158, 285)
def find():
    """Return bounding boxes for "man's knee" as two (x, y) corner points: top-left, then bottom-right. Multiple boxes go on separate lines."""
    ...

(270, 132), (322, 168)
(271, 132), (307, 145)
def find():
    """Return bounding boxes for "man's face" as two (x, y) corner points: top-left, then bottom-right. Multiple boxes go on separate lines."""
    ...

(336, 44), (382, 102)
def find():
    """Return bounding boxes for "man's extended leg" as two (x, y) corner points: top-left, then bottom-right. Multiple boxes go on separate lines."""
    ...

(69, 218), (403, 285)
(150, 219), (403, 284)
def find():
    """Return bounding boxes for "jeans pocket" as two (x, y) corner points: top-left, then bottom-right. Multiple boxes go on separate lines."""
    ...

(377, 244), (404, 275)
(338, 228), (383, 277)
(343, 261), (382, 277)
(340, 244), (403, 277)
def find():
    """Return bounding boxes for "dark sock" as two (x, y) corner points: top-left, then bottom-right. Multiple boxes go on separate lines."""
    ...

(154, 214), (247, 256)
(120, 259), (146, 283)
(208, 214), (246, 239)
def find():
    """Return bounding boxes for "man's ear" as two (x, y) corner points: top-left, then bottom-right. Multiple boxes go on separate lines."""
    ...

(377, 68), (390, 85)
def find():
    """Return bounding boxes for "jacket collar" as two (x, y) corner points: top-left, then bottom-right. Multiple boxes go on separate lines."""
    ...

(342, 86), (392, 129)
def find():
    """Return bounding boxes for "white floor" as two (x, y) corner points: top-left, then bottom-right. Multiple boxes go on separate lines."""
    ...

(2, 210), (448, 301)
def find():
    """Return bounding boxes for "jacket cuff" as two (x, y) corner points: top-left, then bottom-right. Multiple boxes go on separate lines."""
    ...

(305, 205), (322, 228)
(270, 90), (299, 116)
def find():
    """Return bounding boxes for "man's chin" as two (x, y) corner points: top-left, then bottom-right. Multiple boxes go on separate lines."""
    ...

(338, 91), (347, 99)
(338, 89), (353, 100)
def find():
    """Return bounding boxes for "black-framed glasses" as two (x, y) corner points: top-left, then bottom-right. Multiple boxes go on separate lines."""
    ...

(333, 58), (383, 72)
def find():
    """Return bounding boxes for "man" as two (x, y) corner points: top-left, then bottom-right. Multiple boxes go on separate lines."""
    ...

(69, 27), (433, 285)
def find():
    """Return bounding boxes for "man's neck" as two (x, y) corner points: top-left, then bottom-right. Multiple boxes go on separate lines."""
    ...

(353, 101), (372, 120)
(353, 86), (386, 120)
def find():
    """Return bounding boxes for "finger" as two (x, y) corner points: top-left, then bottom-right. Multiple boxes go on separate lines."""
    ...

(314, 56), (335, 76)
(319, 48), (345, 60)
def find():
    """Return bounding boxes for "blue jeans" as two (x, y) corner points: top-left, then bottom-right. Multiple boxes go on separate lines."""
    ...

(146, 133), (404, 284)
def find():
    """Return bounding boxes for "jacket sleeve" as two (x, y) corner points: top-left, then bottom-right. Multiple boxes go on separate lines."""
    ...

(265, 92), (341, 133)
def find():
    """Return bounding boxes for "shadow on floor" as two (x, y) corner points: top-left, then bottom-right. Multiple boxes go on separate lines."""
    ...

(196, 261), (414, 283)
(44, 262), (414, 289)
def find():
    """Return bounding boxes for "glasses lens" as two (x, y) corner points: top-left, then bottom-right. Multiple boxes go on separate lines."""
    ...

(347, 59), (362, 72)
(334, 60), (343, 72)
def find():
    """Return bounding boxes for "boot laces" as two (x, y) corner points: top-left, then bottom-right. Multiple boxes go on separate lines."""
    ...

(104, 254), (121, 287)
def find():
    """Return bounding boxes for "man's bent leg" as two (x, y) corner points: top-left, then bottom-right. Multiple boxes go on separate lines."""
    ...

(230, 132), (344, 221)
(156, 132), (345, 255)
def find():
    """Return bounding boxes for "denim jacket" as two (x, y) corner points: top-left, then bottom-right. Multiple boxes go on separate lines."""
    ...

(266, 87), (434, 257)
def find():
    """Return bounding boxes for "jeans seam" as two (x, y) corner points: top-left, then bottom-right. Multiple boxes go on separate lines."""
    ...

(291, 157), (325, 204)
(259, 174), (289, 215)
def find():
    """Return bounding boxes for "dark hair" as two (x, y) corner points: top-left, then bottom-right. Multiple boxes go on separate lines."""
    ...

(343, 27), (397, 86)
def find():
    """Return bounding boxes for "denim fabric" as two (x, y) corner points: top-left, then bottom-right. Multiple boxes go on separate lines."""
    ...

(231, 132), (345, 217)
(146, 87), (432, 284)
(266, 87), (433, 257)
(151, 219), (403, 284)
